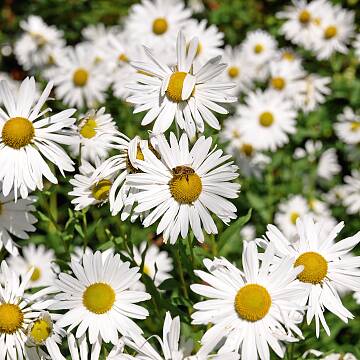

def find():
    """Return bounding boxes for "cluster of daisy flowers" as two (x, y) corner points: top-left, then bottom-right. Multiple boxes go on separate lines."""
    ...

(0, 0), (359, 358)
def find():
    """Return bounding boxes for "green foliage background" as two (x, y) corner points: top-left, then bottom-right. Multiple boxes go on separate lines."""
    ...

(1, 0), (360, 358)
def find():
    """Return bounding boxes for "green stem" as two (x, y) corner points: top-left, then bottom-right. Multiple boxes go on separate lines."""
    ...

(175, 245), (189, 299)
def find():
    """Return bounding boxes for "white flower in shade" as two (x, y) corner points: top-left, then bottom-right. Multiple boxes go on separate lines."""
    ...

(82, 24), (117, 43)
(125, 0), (191, 61)
(237, 89), (297, 151)
(183, 19), (224, 68)
(311, 5), (355, 60)
(52, 250), (151, 345)
(341, 170), (360, 214)
(7, 244), (58, 289)
(0, 261), (52, 359)
(47, 44), (110, 108)
(70, 107), (119, 163)
(14, 15), (65, 70)
(0, 192), (37, 255)
(221, 118), (270, 178)
(317, 148), (340, 180)
(191, 242), (304, 359)
(334, 106), (360, 145)
(275, 195), (309, 239)
(220, 45), (254, 95)
(277, 0), (327, 49)
(0, 77), (76, 199)
(263, 215), (360, 337)
(127, 32), (236, 138)
(241, 30), (277, 81)
(133, 241), (173, 287)
(119, 312), (240, 360)
(126, 133), (240, 244)
(295, 74), (331, 113)
(268, 59), (306, 102)
(325, 185), (347, 205)
(66, 333), (102, 360)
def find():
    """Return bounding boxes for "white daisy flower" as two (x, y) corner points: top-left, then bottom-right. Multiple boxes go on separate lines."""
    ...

(7, 244), (58, 289)
(0, 77), (76, 199)
(52, 250), (151, 345)
(127, 31), (236, 138)
(341, 170), (360, 214)
(126, 133), (240, 244)
(263, 215), (360, 337)
(183, 19), (224, 68)
(0, 191), (37, 255)
(66, 333), (102, 360)
(47, 43), (110, 108)
(14, 15), (65, 70)
(132, 241), (173, 287)
(125, 0), (192, 62)
(0, 261), (52, 359)
(220, 45), (254, 95)
(317, 148), (341, 181)
(241, 30), (277, 81)
(191, 242), (304, 359)
(325, 185), (347, 205)
(334, 106), (360, 145)
(275, 195), (309, 239)
(70, 107), (119, 163)
(237, 89), (297, 151)
(119, 311), (240, 360)
(295, 74), (331, 113)
(311, 5), (355, 60)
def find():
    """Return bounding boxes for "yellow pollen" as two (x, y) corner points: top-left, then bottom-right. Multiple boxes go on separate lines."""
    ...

(241, 143), (253, 157)
(73, 68), (89, 87)
(31, 267), (41, 282)
(118, 53), (129, 63)
(324, 26), (337, 39)
(298, 9), (311, 24)
(30, 32), (47, 46)
(232, 129), (241, 138)
(228, 66), (239, 78)
(254, 44), (264, 54)
(169, 166), (202, 204)
(80, 118), (97, 139)
(290, 211), (299, 225)
(143, 264), (151, 276)
(2, 117), (35, 149)
(282, 52), (295, 61)
(308, 198), (316, 210)
(294, 252), (328, 284)
(350, 122), (360, 131)
(313, 17), (321, 26)
(166, 72), (193, 103)
(0, 304), (24, 334)
(91, 179), (112, 201)
(235, 284), (271, 322)
(152, 18), (168, 35)
(271, 77), (286, 90)
(29, 318), (52, 344)
(259, 112), (274, 127)
(83, 283), (115, 314)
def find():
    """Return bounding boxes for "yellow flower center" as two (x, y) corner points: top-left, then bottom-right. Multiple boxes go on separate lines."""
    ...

(294, 252), (328, 284)
(271, 77), (286, 90)
(143, 264), (151, 276)
(313, 17), (321, 26)
(298, 9), (311, 23)
(235, 284), (271, 322)
(91, 179), (112, 201)
(290, 211), (299, 225)
(169, 166), (202, 204)
(282, 52), (295, 61)
(259, 112), (274, 127)
(118, 53), (129, 63)
(80, 118), (97, 139)
(254, 44), (264, 54)
(228, 66), (240, 78)
(83, 283), (116, 314)
(30, 32), (47, 46)
(152, 18), (168, 35)
(166, 72), (193, 103)
(0, 304), (24, 334)
(324, 26), (337, 39)
(31, 267), (41, 282)
(2, 117), (35, 149)
(73, 68), (89, 87)
(241, 143), (253, 157)
(350, 122), (360, 132)
(29, 318), (52, 344)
